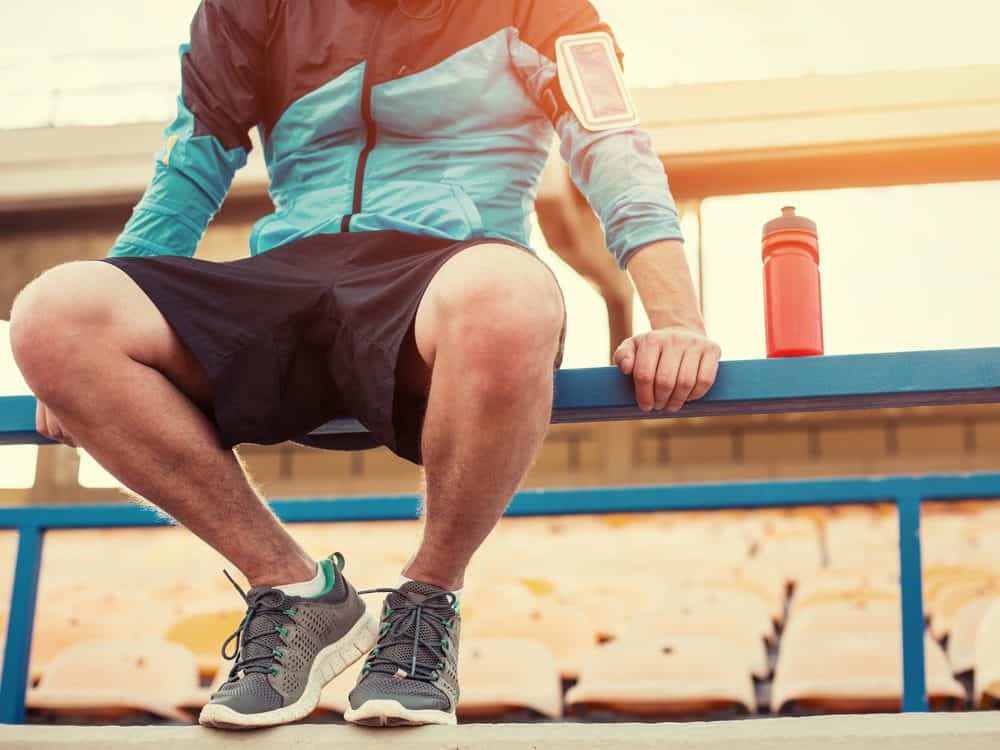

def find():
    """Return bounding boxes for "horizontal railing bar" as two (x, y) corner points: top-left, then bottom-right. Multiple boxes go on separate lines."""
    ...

(3, 348), (1000, 444)
(4, 472), (1000, 530)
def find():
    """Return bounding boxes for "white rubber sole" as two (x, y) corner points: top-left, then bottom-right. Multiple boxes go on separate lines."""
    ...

(344, 698), (457, 727)
(199, 608), (379, 729)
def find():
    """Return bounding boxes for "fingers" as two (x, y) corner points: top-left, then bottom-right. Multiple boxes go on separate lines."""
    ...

(35, 401), (77, 446)
(36, 400), (52, 440)
(626, 329), (722, 413)
(689, 343), (721, 401)
(613, 338), (637, 374)
(665, 347), (699, 413)
(60, 426), (78, 448)
(631, 336), (662, 412)
(653, 342), (682, 411)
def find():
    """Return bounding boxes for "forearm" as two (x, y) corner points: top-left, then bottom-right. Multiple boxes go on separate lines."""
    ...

(626, 239), (705, 333)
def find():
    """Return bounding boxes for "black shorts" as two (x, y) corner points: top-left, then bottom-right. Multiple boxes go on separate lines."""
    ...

(103, 230), (564, 464)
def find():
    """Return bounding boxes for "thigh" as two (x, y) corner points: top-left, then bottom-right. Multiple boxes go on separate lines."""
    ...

(396, 242), (565, 396)
(38, 261), (212, 406)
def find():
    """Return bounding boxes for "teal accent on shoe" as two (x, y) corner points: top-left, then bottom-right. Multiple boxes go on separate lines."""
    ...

(310, 556), (337, 599)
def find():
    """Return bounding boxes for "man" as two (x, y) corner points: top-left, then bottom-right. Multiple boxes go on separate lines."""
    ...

(9, 0), (721, 730)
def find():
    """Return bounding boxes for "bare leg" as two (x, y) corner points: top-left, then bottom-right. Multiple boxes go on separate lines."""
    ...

(9, 262), (314, 587)
(397, 245), (564, 590)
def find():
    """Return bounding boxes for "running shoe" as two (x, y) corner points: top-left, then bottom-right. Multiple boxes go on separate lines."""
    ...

(199, 552), (378, 729)
(344, 581), (461, 726)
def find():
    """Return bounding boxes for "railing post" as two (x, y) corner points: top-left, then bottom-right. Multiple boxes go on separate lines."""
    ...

(1, 525), (44, 724)
(896, 492), (929, 711)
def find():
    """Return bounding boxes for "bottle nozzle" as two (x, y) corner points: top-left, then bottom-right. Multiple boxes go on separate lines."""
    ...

(762, 205), (817, 239)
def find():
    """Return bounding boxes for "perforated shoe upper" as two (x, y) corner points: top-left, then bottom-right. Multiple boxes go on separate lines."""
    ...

(348, 581), (461, 712)
(209, 554), (366, 713)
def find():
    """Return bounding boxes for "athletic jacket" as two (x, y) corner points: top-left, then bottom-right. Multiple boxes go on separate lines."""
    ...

(109, 0), (682, 269)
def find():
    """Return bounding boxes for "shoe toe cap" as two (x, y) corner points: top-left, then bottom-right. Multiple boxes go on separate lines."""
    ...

(348, 674), (450, 711)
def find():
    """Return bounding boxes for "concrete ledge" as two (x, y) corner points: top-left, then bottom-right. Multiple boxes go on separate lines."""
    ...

(3, 714), (1000, 750)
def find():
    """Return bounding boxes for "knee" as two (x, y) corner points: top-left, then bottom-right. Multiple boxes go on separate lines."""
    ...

(10, 262), (115, 399)
(436, 245), (564, 375)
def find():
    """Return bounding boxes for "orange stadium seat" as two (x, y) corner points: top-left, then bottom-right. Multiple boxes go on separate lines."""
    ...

(792, 569), (899, 609)
(28, 590), (162, 681)
(461, 599), (598, 679)
(748, 523), (824, 587)
(27, 639), (199, 722)
(974, 599), (1000, 708)
(164, 610), (243, 680)
(618, 588), (772, 678)
(699, 565), (788, 625)
(782, 599), (902, 641)
(822, 509), (899, 572)
(929, 577), (1000, 639)
(566, 636), (756, 718)
(771, 631), (965, 713)
(923, 565), (998, 613)
(457, 638), (563, 719)
(947, 595), (1000, 674)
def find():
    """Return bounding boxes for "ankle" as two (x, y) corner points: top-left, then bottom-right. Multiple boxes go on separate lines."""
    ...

(246, 555), (316, 589)
(401, 563), (463, 592)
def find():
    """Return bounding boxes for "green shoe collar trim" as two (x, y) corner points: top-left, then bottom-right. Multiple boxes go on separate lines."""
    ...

(310, 553), (343, 598)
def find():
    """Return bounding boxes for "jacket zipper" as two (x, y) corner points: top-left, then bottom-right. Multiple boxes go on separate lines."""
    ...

(341, 6), (388, 233)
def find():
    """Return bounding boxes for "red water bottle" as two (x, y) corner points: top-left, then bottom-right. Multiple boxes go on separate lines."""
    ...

(761, 206), (823, 357)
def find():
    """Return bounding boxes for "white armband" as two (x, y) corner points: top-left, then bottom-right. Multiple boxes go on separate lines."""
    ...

(555, 31), (639, 132)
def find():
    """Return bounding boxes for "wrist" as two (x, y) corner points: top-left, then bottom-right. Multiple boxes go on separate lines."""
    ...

(648, 311), (706, 335)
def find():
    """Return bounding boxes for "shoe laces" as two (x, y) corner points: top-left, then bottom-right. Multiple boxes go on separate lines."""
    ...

(219, 570), (298, 681)
(358, 586), (457, 682)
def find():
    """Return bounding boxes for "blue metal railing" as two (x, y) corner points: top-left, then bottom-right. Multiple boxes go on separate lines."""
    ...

(2, 348), (1000, 723)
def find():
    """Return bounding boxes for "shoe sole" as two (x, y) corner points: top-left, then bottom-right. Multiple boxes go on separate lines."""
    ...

(344, 698), (457, 727)
(198, 608), (379, 729)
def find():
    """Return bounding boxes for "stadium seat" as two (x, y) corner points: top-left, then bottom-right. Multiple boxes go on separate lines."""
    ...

(923, 565), (998, 613)
(792, 570), (899, 610)
(771, 631), (965, 713)
(164, 609), (243, 680)
(461, 599), (598, 679)
(621, 621), (767, 680)
(823, 509), (899, 572)
(974, 598), (1000, 708)
(782, 599), (901, 641)
(749, 521), (824, 587)
(947, 595), (999, 674)
(28, 590), (161, 681)
(26, 639), (199, 722)
(617, 588), (773, 677)
(457, 638), (563, 719)
(928, 577), (1000, 639)
(565, 636), (756, 717)
(700, 567), (787, 625)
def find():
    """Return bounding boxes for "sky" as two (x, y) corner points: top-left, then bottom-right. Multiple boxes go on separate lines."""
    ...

(1, 0), (999, 487)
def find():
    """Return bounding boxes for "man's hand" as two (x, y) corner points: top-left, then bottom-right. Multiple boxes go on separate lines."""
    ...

(614, 327), (721, 413)
(36, 400), (77, 447)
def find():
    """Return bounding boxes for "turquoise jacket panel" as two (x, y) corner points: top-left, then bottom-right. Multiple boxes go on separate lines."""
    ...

(109, 0), (682, 269)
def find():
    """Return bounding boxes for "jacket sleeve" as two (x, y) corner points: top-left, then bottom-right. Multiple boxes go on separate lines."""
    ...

(108, 0), (265, 258)
(511, 0), (683, 269)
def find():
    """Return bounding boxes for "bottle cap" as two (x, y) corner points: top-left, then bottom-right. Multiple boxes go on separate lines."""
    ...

(762, 206), (817, 238)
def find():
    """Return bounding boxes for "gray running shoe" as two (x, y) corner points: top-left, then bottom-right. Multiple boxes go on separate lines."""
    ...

(344, 581), (461, 726)
(199, 553), (378, 729)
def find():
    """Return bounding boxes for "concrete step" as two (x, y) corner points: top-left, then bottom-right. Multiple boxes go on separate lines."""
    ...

(3, 713), (1000, 750)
